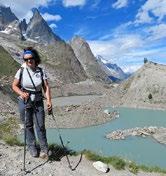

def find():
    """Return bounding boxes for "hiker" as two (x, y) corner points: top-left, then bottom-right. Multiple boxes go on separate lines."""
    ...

(12, 47), (52, 158)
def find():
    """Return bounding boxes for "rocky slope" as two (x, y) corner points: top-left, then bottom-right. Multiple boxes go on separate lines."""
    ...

(115, 61), (166, 109)
(0, 32), (87, 84)
(0, 45), (19, 117)
(2, 20), (23, 39)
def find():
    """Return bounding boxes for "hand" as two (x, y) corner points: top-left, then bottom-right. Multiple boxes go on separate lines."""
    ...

(20, 91), (29, 100)
(47, 100), (52, 112)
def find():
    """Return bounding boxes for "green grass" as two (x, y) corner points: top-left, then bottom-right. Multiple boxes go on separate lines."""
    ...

(0, 117), (23, 146)
(139, 165), (166, 174)
(128, 162), (139, 174)
(84, 150), (126, 170)
(3, 135), (23, 146)
(84, 150), (166, 174)
(0, 84), (18, 102)
(0, 46), (20, 77)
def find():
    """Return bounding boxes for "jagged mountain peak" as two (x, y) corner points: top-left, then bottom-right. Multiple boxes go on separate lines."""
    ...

(0, 5), (18, 30)
(96, 55), (128, 80)
(71, 35), (89, 48)
(72, 35), (85, 42)
(26, 8), (61, 44)
(33, 8), (40, 15)
(31, 8), (43, 21)
(28, 8), (44, 25)
(71, 35), (93, 55)
(20, 18), (27, 34)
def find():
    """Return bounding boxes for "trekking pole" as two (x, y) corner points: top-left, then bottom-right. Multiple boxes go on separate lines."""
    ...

(49, 109), (72, 169)
(23, 100), (27, 173)
(48, 108), (83, 171)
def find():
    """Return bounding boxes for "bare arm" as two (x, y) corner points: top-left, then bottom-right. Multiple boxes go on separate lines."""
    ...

(12, 78), (29, 100)
(43, 79), (52, 111)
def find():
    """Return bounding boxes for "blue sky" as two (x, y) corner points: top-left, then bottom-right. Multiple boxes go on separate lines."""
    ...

(1, 0), (166, 72)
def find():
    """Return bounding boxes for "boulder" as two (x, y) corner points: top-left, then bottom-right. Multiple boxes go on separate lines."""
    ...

(92, 161), (109, 173)
(104, 109), (110, 115)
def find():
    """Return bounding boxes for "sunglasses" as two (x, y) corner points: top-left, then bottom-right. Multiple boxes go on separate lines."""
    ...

(24, 58), (34, 62)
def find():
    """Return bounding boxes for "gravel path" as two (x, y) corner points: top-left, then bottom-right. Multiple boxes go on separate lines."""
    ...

(0, 141), (165, 176)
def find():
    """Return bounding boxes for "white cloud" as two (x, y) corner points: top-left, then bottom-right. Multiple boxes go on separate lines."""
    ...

(146, 23), (166, 41)
(135, 11), (153, 24)
(122, 64), (142, 73)
(49, 23), (57, 29)
(42, 13), (62, 21)
(62, 0), (86, 7)
(88, 37), (145, 73)
(88, 34), (143, 61)
(88, 31), (166, 72)
(0, 0), (53, 22)
(112, 0), (128, 9)
(135, 0), (166, 24)
(23, 11), (33, 24)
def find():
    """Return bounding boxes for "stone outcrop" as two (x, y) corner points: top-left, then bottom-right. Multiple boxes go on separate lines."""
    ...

(93, 161), (109, 173)
(106, 126), (166, 145)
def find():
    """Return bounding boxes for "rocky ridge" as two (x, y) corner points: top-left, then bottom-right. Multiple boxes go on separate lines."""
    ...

(97, 55), (127, 80)
(70, 36), (111, 83)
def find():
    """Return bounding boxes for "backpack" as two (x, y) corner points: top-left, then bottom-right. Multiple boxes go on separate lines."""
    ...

(19, 66), (44, 90)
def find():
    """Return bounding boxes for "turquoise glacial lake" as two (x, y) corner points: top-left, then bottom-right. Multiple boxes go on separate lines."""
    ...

(46, 107), (166, 168)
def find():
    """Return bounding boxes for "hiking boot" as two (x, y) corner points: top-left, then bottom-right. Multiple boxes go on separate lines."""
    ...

(39, 148), (53, 159)
(39, 151), (48, 159)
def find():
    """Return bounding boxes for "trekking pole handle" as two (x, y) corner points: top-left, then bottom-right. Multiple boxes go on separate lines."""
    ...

(48, 108), (53, 115)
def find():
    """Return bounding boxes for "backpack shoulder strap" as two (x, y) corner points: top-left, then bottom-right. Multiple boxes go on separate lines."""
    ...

(38, 67), (44, 88)
(19, 67), (24, 86)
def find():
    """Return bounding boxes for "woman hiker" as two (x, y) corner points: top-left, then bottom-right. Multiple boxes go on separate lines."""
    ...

(12, 47), (52, 158)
